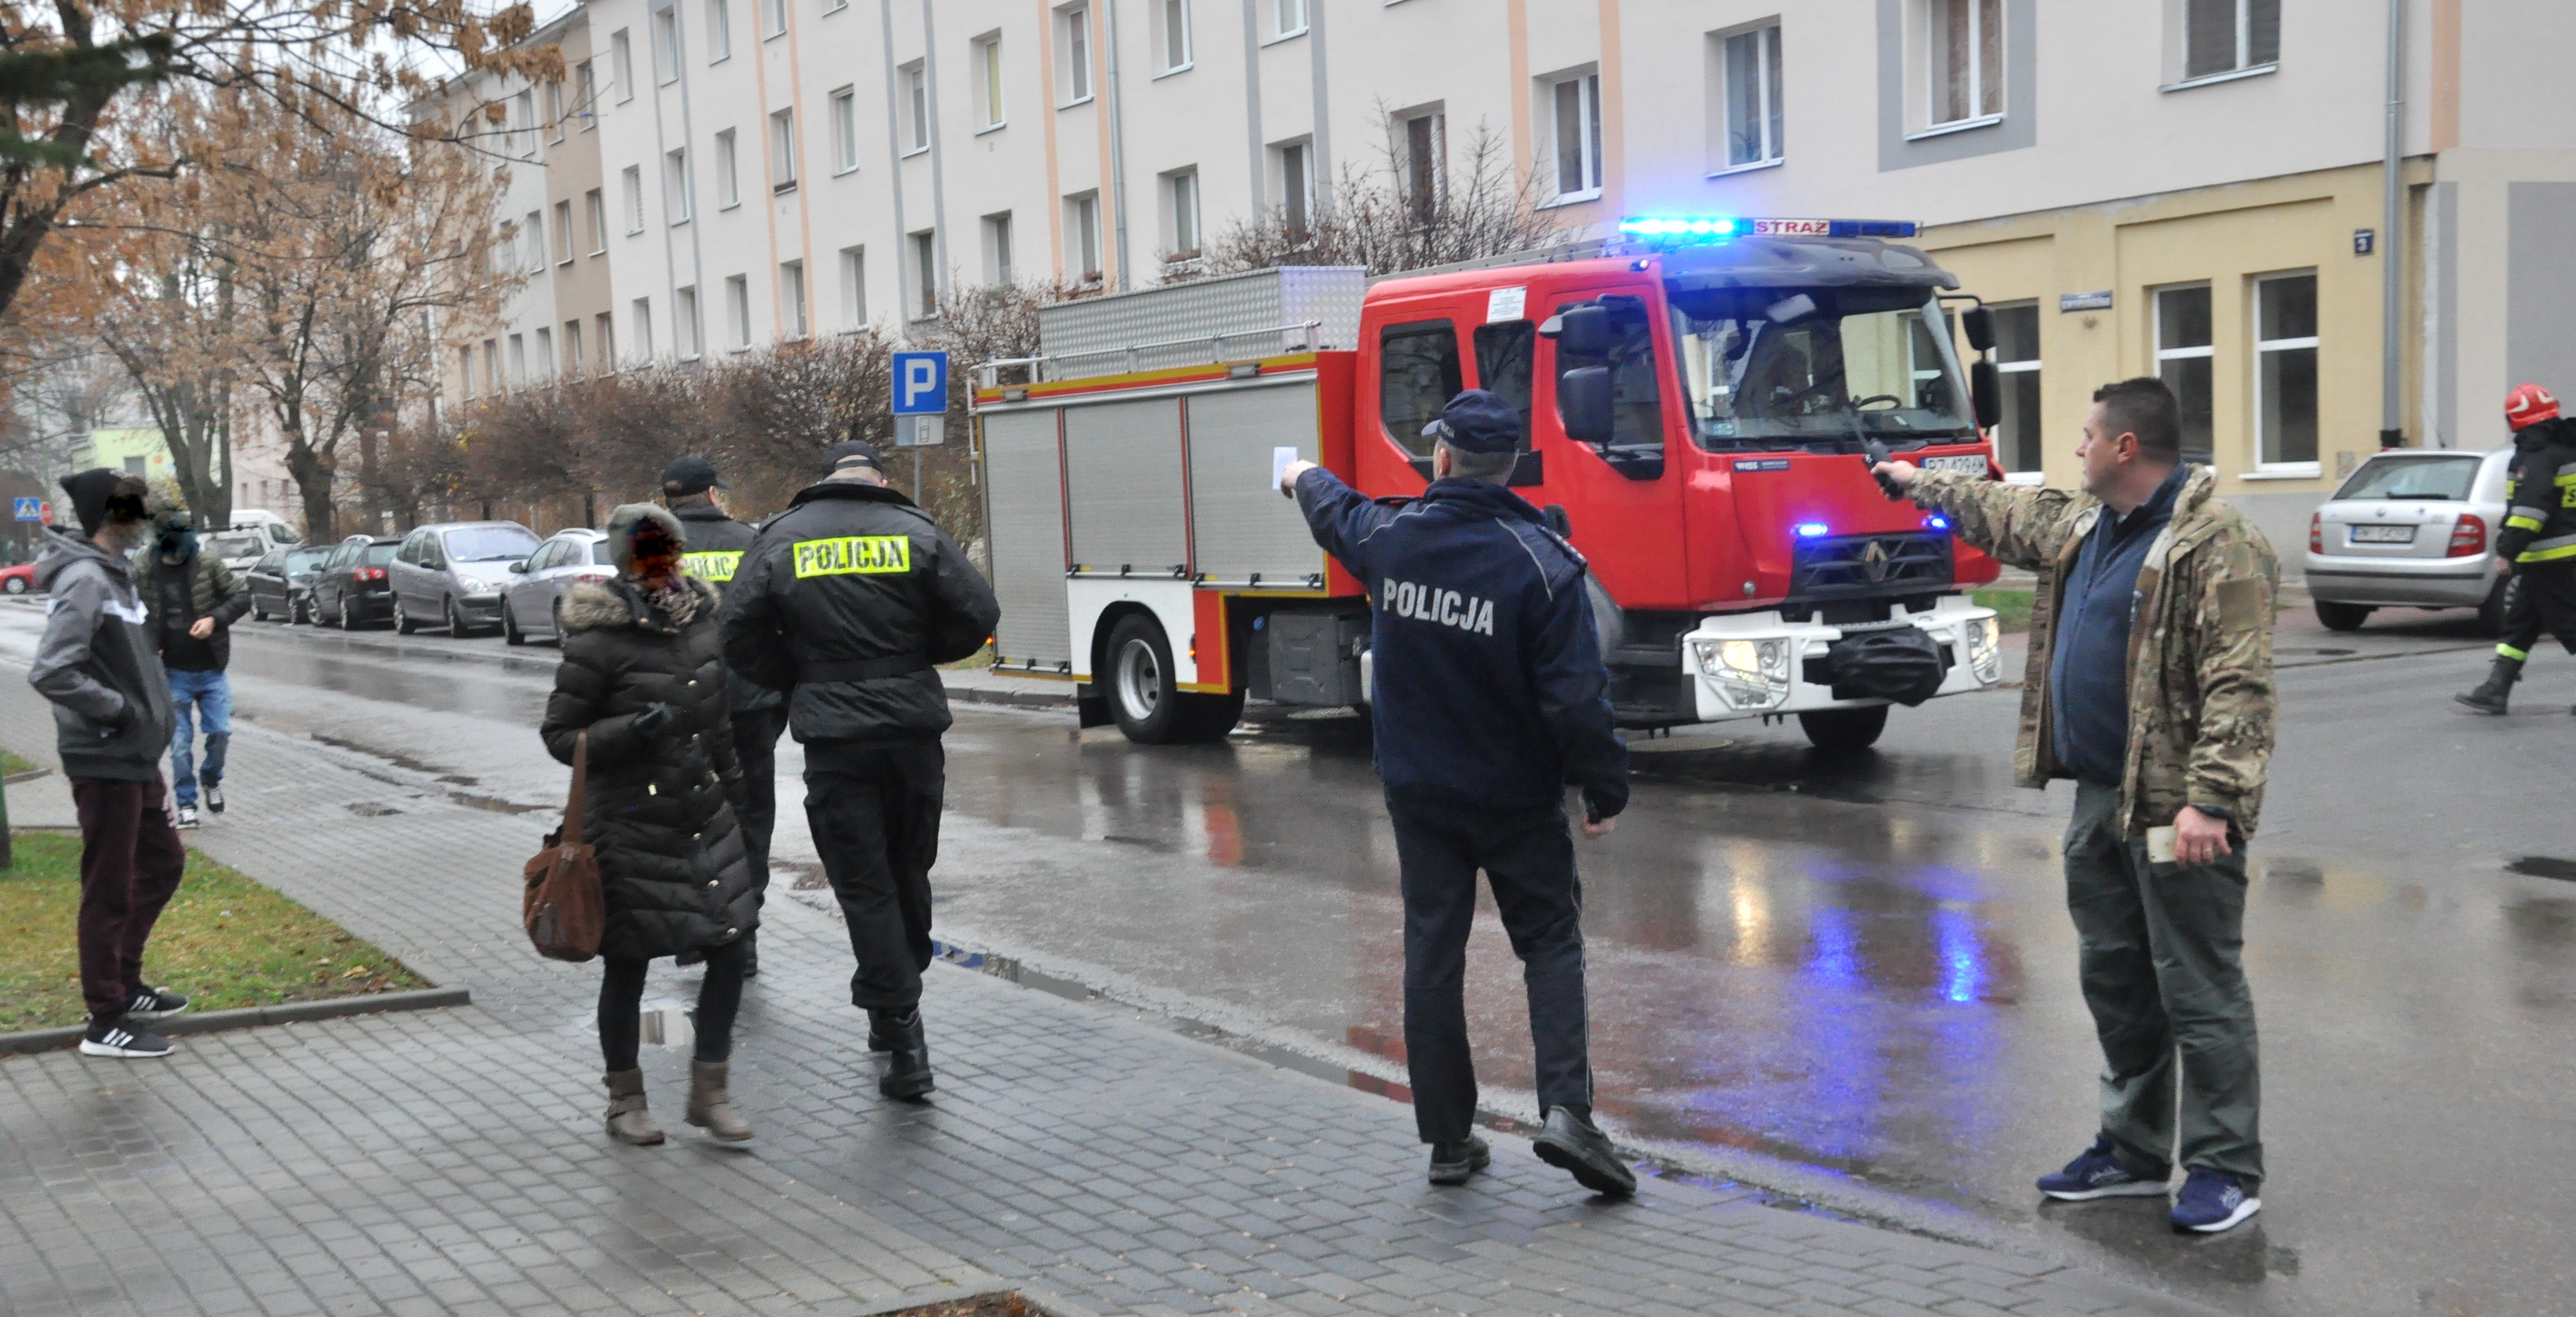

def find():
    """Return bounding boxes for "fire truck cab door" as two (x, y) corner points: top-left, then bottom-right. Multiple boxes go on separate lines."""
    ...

(1531, 285), (1688, 614)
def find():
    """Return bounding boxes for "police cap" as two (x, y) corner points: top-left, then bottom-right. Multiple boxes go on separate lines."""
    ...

(824, 440), (884, 474)
(661, 454), (729, 495)
(1420, 389), (1523, 455)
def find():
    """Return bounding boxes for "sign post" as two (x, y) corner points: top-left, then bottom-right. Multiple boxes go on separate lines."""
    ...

(891, 350), (950, 498)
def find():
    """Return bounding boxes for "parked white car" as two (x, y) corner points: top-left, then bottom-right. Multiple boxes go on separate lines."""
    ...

(501, 528), (613, 646)
(2304, 448), (2515, 634)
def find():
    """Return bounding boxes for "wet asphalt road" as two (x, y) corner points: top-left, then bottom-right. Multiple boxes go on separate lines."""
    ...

(3, 598), (2569, 1317)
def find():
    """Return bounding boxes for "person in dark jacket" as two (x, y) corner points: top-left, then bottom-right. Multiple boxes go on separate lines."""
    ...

(1281, 390), (1635, 1197)
(134, 509), (252, 828)
(663, 455), (786, 979)
(720, 440), (1000, 1100)
(28, 471), (192, 1059)
(541, 503), (761, 1145)
(2458, 384), (2576, 714)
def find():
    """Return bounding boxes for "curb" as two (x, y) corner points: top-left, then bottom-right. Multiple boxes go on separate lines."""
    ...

(0, 985), (473, 1056)
(941, 678), (1079, 710)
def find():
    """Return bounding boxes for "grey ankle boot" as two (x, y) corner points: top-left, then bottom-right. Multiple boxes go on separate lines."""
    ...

(604, 1069), (664, 1145)
(686, 1061), (753, 1142)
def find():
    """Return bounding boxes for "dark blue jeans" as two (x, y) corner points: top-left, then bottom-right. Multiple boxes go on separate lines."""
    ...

(168, 668), (231, 808)
(1385, 789), (1593, 1145)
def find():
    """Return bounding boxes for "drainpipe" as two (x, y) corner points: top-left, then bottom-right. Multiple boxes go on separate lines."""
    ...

(1104, 0), (1132, 290)
(2380, 0), (2406, 449)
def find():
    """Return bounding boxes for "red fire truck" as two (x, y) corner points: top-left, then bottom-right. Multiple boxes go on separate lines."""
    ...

(972, 219), (2009, 752)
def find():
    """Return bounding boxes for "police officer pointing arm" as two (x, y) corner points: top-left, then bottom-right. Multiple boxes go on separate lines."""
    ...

(1279, 389), (1636, 1197)
(720, 440), (1000, 1100)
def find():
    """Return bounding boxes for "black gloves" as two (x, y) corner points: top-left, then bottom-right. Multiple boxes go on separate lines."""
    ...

(627, 701), (677, 742)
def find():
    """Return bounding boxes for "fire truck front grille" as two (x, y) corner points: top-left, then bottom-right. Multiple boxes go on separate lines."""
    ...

(1790, 533), (1954, 599)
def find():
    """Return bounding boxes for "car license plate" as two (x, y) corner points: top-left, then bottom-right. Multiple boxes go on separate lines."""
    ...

(1920, 455), (1988, 473)
(2350, 524), (2414, 543)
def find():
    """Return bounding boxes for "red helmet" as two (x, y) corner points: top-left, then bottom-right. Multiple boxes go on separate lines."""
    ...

(2506, 383), (2560, 430)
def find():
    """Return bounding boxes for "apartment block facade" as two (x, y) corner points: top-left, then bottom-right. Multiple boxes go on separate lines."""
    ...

(437, 0), (2576, 550)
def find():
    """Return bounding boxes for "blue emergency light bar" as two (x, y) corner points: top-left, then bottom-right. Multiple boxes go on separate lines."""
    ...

(1618, 216), (1921, 240)
(1794, 522), (1830, 539)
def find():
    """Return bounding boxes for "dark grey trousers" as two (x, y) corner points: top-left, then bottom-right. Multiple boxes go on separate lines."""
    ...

(2065, 780), (2264, 1188)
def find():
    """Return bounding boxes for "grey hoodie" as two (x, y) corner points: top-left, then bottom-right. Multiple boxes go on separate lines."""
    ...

(29, 524), (176, 781)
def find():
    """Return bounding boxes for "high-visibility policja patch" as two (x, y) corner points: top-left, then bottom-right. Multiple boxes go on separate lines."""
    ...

(793, 535), (911, 578)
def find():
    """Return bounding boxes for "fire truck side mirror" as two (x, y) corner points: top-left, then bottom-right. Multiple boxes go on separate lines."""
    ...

(1540, 305), (1615, 357)
(1961, 306), (1996, 354)
(1970, 359), (2003, 430)
(1560, 366), (1615, 442)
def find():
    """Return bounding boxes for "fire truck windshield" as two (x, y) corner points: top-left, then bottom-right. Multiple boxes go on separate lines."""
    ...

(1669, 291), (1975, 452)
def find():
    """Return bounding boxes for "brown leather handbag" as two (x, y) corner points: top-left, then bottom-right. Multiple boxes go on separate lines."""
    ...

(523, 730), (606, 962)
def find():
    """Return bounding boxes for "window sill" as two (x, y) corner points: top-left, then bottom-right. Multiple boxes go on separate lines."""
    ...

(726, 345), (753, 354)
(901, 145), (930, 159)
(774, 181), (798, 195)
(625, 228), (645, 238)
(671, 218), (693, 227)
(764, 29), (785, 42)
(1906, 114), (2003, 142)
(833, 164), (860, 177)
(718, 201), (742, 211)
(1153, 62), (1192, 80)
(1705, 156), (1783, 180)
(1539, 189), (1602, 210)
(2161, 64), (2277, 94)
(1056, 94), (1095, 111)
(2241, 464), (2321, 480)
(710, 53), (730, 65)
(590, 247), (608, 257)
(616, 95), (634, 106)
(1262, 27), (1307, 47)
(974, 120), (1007, 137)
(556, 258), (575, 268)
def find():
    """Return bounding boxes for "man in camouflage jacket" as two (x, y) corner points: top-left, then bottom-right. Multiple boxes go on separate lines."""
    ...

(1878, 377), (2278, 1235)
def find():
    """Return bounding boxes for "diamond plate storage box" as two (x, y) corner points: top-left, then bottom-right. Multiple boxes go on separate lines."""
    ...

(1037, 267), (1365, 378)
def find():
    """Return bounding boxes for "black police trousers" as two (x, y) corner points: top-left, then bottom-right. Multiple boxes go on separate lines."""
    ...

(1385, 788), (1594, 1145)
(805, 740), (943, 1013)
(2498, 563), (2576, 661)
(729, 705), (788, 879)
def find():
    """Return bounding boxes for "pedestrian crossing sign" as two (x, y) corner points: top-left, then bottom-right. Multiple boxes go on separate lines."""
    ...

(11, 497), (40, 522)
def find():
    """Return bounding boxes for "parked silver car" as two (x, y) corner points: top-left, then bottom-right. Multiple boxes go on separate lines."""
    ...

(388, 521), (543, 636)
(202, 530), (270, 578)
(500, 528), (613, 646)
(2304, 447), (2515, 633)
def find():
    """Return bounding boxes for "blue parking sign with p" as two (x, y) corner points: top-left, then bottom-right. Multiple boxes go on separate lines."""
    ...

(893, 351), (949, 416)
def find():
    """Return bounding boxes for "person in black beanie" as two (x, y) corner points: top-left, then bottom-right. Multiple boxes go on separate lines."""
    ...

(28, 471), (190, 1059)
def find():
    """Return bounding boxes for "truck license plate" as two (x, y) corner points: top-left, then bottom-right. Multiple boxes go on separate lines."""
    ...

(1920, 455), (1988, 473)
(2350, 525), (2414, 543)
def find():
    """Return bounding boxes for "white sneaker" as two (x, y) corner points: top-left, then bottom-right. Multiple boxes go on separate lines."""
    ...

(174, 805), (199, 829)
(204, 783), (225, 814)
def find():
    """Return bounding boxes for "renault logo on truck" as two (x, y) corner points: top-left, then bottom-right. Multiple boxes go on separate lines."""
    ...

(1862, 539), (1892, 583)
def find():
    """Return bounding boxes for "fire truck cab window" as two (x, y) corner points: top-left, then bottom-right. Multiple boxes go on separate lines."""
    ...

(1552, 296), (1664, 456)
(1671, 293), (1975, 452)
(1471, 320), (1536, 443)
(1379, 319), (1463, 457)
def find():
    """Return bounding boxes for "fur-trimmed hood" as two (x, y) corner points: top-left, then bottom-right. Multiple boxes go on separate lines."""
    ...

(560, 575), (723, 634)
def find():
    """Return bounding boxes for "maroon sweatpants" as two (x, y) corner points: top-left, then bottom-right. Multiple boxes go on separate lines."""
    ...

(71, 775), (187, 1023)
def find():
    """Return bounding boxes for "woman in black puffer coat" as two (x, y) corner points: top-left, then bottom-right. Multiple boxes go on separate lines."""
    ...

(541, 503), (759, 1146)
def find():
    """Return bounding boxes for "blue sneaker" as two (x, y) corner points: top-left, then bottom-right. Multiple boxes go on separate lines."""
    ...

(2170, 1167), (2261, 1233)
(2036, 1134), (2169, 1200)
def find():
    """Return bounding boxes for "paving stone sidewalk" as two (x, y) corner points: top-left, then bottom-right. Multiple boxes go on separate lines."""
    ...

(0, 677), (2220, 1317)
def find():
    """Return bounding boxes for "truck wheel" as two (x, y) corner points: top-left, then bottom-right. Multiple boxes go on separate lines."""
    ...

(2313, 600), (2372, 632)
(1105, 614), (1236, 743)
(1799, 706), (1889, 754)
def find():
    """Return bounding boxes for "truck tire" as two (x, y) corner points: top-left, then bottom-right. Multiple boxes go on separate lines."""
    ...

(1799, 706), (1889, 754)
(2313, 600), (2372, 632)
(1105, 613), (1238, 744)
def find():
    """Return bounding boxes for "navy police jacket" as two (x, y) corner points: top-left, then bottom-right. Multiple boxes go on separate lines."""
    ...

(1294, 469), (1629, 819)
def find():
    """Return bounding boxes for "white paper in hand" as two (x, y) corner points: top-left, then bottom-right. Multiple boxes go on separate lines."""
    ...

(1272, 446), (1300, 490)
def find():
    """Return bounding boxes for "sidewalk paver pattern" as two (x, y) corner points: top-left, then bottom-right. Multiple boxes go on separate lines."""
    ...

(0, 676), (2201, 1316)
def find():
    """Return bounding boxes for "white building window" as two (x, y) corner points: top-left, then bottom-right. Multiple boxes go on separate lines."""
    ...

(902, 62), (929, 152)
(1401, 111), (1442, 228)
(839, 246), (867, 327)
(576, 60), (597, 126)
(1277, 140), (1311, 240)
(705, 0), (729, 62)
(586, 187), (608, 252)
(973, 32), (1004, 129)
(545, 81), (565, 142)
(911, 230), (938, 318)
(1927, 0), (2002, 128)
(781, 260), (808, 338)
(676, 285), (702, 357)
(564, 319), (585, 373)
(666, 148), (692, 222)
(1989, 303), (2042, 477)
(533, 326), (554, 378)
(714, 129), (740, 207)
(523, 210), (545, 273)
(1719, 22), (1784, 169)
(770, 109), (798, 190)
(552, 200), (574, 263)
(508, 333), (527, 386)
(633, 298), (654, 360)
(1157, 0), (1191, 72)
(654, 5), (681, 83)
(762, 0), (785, 38)
(984, 212), (1014, 284)
(484, 340), (500, 393)
(597, 312), (617, 368)
(621, 165), (645, 233)
(612, 29), (634, 102)
(2184, 0), (2279, 81)
(1274, 0), (1305, 40)
(1165, 169), (1200, 258)
(514, 91), (535, 157)
(724, 274), (751, 348)
(830, 87), (859, 172)
(1067, 193), (1101, 282)
(1545, 72), (1602, 202)
(2255, 271), (2319, 470)
(1059, 6), (1092, 103)
(2154, 284), (2215, 465)
(459, 346), (476, 399)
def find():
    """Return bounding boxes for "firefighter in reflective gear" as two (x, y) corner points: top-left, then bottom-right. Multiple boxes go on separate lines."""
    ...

(1281, 390), (1636, 1199)
(2457, 384), (2576, 714)
(720, 440), (1000, 1100)
(663, 456), (787, 978)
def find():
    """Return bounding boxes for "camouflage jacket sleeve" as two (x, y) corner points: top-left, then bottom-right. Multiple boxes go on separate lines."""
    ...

(1906, 470), (2091, 572)
(2181, 529), (2279, 822)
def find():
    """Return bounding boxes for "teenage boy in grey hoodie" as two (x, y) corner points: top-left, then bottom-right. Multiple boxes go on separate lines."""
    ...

(29, 470), (190, 1058)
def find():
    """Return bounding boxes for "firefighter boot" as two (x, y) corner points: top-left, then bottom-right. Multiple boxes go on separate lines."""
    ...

(2455, 655), (2522, 715)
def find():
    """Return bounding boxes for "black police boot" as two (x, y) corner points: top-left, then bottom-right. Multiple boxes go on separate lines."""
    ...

(866, 1008), (901, 1052)
(2455, 655), (2522, 715)
(1427, 1134), (1491, 1186)
(878, 1010), (934, 1100)
(1532, 1106), (1636, 1198)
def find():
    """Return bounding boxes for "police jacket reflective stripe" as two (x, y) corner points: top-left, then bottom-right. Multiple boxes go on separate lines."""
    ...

(717, 480), (1000, 744)
(1293, 470), (1629, 819)
(672, 502), (781, 712)
(2499, 419), (2576, 565)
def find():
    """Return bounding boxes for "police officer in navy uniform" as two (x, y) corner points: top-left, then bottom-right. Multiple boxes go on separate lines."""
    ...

(663, 455), (786, 978)
(720, 440), (1000, 1099)
(1281, 389), (1635, 1196)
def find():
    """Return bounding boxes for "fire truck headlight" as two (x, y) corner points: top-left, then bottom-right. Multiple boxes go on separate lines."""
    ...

(1966, 616), (2003, 683)
(1694, 638), (1791, 708)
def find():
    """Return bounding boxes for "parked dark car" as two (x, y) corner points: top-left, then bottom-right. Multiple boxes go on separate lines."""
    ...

(389, 520), (542, 637)
(309, 534), (401, 629)
(247, 544), (335, 623)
